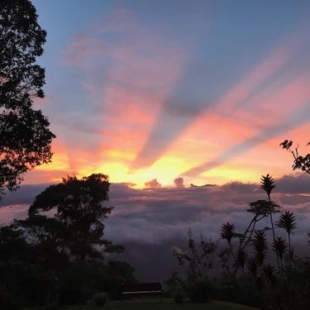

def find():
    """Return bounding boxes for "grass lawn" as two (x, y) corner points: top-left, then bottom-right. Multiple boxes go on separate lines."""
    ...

(28, 299), (259, 310)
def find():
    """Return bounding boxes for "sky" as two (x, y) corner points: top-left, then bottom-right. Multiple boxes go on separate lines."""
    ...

(1, 0), (310, 281)
(19, 0), (310, 188)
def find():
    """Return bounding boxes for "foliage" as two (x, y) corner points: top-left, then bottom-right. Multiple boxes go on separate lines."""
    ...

(276, 211), (297, 234)
(0, 0), (55, 196)
(59, 261), (97, 305)
(212, 274), (260, 308)
(92, 292), (108, 307)
(174, 292), (185, 303)
(98, 260), (137, 300)
(252, 230), (268, 267)
(23, 173), (123, 261)
(220, 222), (235, 244)
(220, 174), (282, 277)
(0, 224), (37, 305)
(218, 174), (310, 309)
(0, 174), (133, 307)
(276, 210), (296, 259)
(32, 299), (260, 309)
(280, 140), (310, 174)
(171, 230), (215, 303)
(0, 288), (20, 310)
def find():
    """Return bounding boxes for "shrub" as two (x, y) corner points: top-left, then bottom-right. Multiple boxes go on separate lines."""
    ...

(174, 292), (185, 303)
(92, 292), (108, 307)
(186, 280), (212, 303)
(0, 290), (20, 310)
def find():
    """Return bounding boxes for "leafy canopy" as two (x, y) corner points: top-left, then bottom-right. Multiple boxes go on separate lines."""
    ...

(0, 0), (55, 196)
(26, 173), (122, 261)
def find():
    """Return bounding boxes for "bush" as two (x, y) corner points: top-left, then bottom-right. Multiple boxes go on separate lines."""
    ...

(186, 280), (212, 303)
(92, 292), (108, 307)
(0, 290), (20, 310)
(212, 274), (261, 308)
(174, 292), (185, 303)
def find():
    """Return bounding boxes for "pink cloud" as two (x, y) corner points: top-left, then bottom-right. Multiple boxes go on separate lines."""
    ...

(59, 5), (191, 176)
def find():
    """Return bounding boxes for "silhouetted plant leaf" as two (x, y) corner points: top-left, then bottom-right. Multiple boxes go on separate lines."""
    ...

(247, 200), (281, 216)
(252, 230), (268, 266)
(236, 248), (247, 269)
(247, 257), (259, 278)
(280, 140), (293, 150)
(263, 264), (277, 289)
(276, 211), (297, 234)
(260, 174), (275, 197)
(272, 237), (287, 260)
(280, 140), (310, 175)
(220, 222), (235, 243)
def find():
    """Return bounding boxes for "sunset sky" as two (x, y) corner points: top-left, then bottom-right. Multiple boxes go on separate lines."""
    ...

(1, 1), (310, 280)
(24, 0), (310, 188)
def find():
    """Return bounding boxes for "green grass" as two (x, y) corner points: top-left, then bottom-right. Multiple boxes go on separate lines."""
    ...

(26, 298), (259, 310)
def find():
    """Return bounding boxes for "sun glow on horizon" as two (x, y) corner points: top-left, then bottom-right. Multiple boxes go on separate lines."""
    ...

(21, 2), (310, 189)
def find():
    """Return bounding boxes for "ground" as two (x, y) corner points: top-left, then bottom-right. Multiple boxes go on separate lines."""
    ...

(24, 299), (259, 310)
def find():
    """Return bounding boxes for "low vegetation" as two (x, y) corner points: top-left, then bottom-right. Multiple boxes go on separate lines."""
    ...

(23, 299), (259, 310)
(169, 141), (310, 310)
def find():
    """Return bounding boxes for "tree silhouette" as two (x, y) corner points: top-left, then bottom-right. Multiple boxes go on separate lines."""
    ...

(25, 173), (123, 261)
(280, 140), (310, 175)
(0, 0), (55, 196)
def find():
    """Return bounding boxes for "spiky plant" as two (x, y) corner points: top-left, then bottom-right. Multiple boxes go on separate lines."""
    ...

(263, 264), (277, 289)
(247, 200), (281, 216)
(277, 211), (297, 234)
(260, 174), (275, 199)
(276, 211), (296, 260)
(221, 222), (235, 244)
(273, 237), (287, 274)
(252, 230), (268, 267)
(260, 174), (280, 271)
(247, 257), (259, 279)
(272, 237), (287, 260)
(221, 222), (236, 263)
(236, 248), (247, 270)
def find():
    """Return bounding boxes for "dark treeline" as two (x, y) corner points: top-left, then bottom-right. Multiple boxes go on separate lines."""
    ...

(0, 174), (136, 308)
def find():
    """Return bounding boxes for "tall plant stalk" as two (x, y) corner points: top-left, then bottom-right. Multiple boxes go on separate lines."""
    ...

(260, 174), (280, 273)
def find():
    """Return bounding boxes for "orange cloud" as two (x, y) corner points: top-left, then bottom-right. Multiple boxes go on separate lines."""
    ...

(32, 5), (310, 189)
(57, 7), (191, 187)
